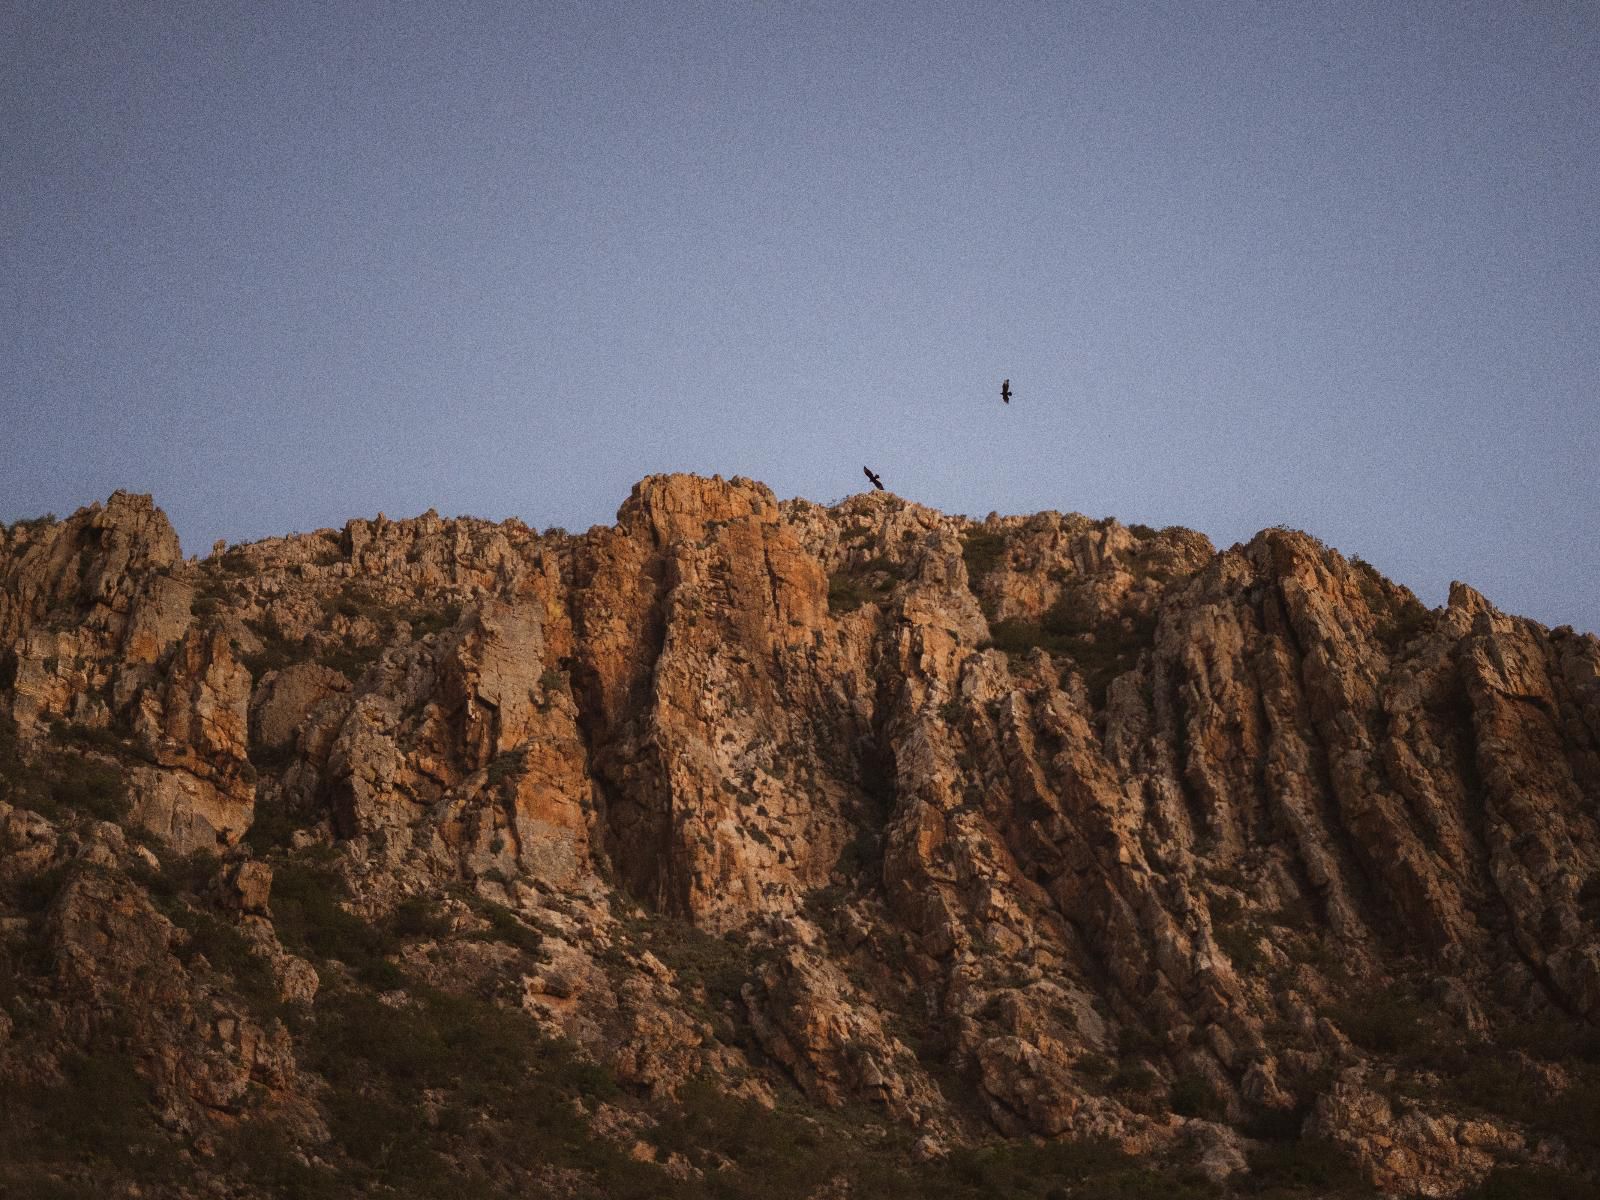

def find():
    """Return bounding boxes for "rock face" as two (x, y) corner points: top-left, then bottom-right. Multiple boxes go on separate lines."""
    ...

(2, 478), (1598, 1199)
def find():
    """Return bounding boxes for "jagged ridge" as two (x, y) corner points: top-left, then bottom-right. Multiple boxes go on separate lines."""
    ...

(1, 476), (1598, 1198)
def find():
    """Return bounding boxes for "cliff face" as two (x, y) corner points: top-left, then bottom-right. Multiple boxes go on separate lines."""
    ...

(2, 477), (1598, 1199)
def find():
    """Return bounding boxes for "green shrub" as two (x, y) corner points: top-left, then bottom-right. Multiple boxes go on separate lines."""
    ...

(407, 607), (458, 638)
(1327, 983), (1438, 1057)
(0, 1047), (177, 1181)
(633, 917), (752, 1013)
(214, 1118), (343, 1198)
(241, 630), (303, 682)
(305, 981), (634, 1194)
(470, 900), (544, 955)
(243, 796), (300, 854)
(833, 829), (880, 878)
(485, 749), (528, 787)
(944, 1136), (1221, 1199)
(10, 862), (71, 920)
(48, 753), (128, 820)
(318, 642), (381, 681)
(8, 512), (59, 533)
(1108, 1063), (1161, 1096)
(1466, 1164), (1600, 1199)
(1241, 1138), (1366, 1194)
(1076, 1052), (1114, 1080)
(1351, 558), (1431, 653)
(169, 907), (282, 1016)
(985, 618), (1064, 658)
(979, 590), (1155, 706)
(272, 860), (403, 988)
(390, 895), (451, 941)
(135, 848), (221, 902)
(828, 572), (872, 614)
(1216, 924), (1268, 974)
(1, 728), (130, 822)
(48, 719), (127, 755)
(961, 530), (1008, 586)
(1169, 1070), (1222, 1119)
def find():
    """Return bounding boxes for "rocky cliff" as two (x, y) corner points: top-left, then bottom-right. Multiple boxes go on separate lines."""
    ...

(1, 477), (1597, 1199)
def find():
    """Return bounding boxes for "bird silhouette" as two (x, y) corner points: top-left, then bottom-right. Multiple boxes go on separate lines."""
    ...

(1001, 379), (1011, 404)
(863, 466), (884, 491)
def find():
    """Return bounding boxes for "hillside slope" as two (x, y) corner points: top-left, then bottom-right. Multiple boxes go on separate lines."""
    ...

(2, 476), (1598, 1198)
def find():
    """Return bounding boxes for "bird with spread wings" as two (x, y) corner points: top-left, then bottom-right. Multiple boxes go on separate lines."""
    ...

(1001, 378), (1011, 404)
(862, 466), (884, 491)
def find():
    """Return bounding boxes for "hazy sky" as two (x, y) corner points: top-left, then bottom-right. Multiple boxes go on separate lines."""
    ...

(4, 1), (1597, 632)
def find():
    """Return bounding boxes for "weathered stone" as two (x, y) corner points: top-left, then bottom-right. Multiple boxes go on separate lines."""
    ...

(3, 477), (1598, 1196)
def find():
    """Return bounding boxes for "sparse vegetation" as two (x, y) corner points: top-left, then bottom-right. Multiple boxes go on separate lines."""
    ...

(0, 715), (128, 821)
(960, 529), (1007, 586)
(1216, 923), (1269, 974)
(6, 511), (59, 533)
(1351, 556), (1431, 653)
(470, 898), (545, 955)
(828, 571), (873, 614)
(318, 641), (382, 681)
(271, 858), (404, 988)
(390, 895), (452, 941)
(1327, 980), (1439, 1057)
(828, 552), (901, 614)
(7, 492), (1600, 1200)
(1169, 1069), (1223, 1120)
(239, 625), (303, 682)
(485, 749), (528, 787)
(979, 586), (1156, 705)
(168, 906), (282, 1017)
(1466, 1165), (1600, 1200)
(0, 1046), (179, 1192)
(1240, 1138), (1368, 1195)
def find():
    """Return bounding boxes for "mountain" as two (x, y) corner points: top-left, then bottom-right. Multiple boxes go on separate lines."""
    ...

(2, 475), (1597, 1199)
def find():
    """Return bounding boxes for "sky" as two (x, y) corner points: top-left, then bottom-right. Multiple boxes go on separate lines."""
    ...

(3, 1), (1597, 632)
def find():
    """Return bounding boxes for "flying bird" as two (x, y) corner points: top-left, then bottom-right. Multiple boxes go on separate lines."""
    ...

(863, 466), (884, 491)
(1001, 379), (1011, 404)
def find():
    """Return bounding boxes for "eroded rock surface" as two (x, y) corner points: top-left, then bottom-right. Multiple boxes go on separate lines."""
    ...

(2, 477), (1598, 1198)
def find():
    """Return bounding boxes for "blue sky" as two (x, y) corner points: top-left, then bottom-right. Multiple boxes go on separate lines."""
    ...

(4, 1), (1596, 631)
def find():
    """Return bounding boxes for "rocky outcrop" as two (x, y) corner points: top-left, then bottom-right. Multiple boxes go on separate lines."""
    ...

(2, 477), (1598, 1198)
